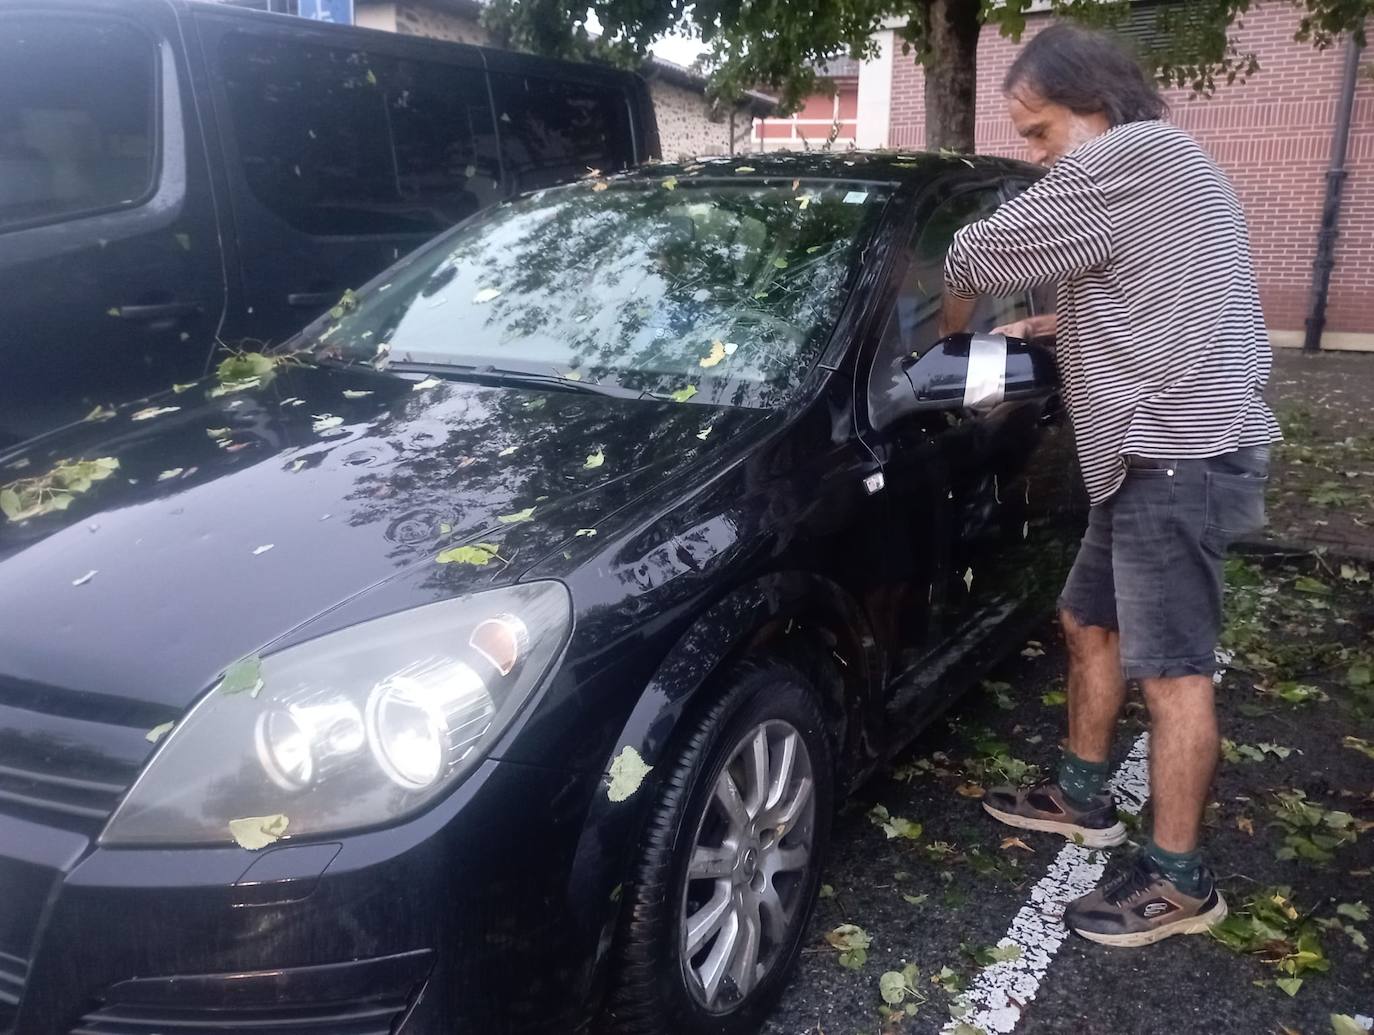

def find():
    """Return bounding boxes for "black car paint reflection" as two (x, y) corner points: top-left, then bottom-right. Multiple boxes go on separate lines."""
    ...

(0, 152), (1085, 1034)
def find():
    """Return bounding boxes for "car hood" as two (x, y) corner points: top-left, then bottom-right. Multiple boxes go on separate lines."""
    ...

(0, 362), (768, 710)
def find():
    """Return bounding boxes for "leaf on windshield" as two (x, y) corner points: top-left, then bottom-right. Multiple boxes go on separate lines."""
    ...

(498, 507), (536, 524)
(171, 381), (198, 394)
(342, 389), (373, 399)
(217, 656), (264, 698)
(473, 287), (503, 304)
(411, 377), (442, 391)
(576, 528), (597, 537)
(735, 166), (756, 173)
(157, 469), (183, 482)
(592, 180), (610, 192)
(436, 542), (501, 566)
(797, 196), (811, 209)
(229, 813), (289, 851)
(71, 570), (97, 587)
(669, 385), (698, 403)
(697, 426), (712, 441)
(584, 449), (605, 470)
(773, 257), (789, 269)
(145, 721), (174, 744)
(700, 341), (728, 368)
(131, 406), (180, 422)
(660, 176), (678, 191)
(311, 414), (343, 433)
(498, 445), (518, 457)
(83, 404), (117, 422)
(252, 544), (274, 556)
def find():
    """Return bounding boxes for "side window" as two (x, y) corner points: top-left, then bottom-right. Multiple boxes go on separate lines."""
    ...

(218, 33), (497, 236)
(488, 73), (632, 191)
(0, 17), (157, 233)
(867, 188), (1031, 424)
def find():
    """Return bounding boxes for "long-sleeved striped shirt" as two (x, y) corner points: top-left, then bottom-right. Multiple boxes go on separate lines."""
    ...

(944, 119), (1280, 505)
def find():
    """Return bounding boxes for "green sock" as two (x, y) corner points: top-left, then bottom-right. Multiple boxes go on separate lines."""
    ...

(1057, 751), (1110, 805)
(1144, 840), (1205, 896)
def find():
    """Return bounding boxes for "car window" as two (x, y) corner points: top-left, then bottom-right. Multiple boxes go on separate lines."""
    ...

(867, 187), (1031, 425)
(304, 178), (890, 409)
(0, 17), (157, 233)
(488, 73), (633, 192)
(218, 33), (499, 236)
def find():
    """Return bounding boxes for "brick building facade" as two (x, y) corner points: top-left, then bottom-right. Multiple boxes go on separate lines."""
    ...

(761, 4), (1373, 344)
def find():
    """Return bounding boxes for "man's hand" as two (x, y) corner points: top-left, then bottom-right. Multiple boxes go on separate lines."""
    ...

(992, 313), (1057, 340)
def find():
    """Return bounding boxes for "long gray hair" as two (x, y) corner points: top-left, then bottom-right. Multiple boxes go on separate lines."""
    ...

(1004, 23), (1168, 126)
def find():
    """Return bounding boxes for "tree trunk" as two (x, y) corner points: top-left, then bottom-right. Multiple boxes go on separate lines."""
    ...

(923, 0), (981, 153)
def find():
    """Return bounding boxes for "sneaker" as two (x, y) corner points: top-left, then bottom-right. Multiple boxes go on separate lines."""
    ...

(981, 780), (1127, 848)
(1065, 855), (1228, 947)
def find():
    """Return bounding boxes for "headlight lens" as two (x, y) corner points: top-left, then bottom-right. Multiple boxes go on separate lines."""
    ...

(101, 583), (571, 846)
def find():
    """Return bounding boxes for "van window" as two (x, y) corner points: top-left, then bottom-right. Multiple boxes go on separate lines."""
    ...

(488, 73), (633, 191)
(0, 17), (157, 232)
(218, 33), (499, 236)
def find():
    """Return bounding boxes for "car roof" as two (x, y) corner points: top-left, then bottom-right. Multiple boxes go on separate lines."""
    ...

(619, 150), (1042, 186)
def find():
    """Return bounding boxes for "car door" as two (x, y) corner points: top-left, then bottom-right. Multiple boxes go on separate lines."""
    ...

(854, 173), (1061, 707)
(0, 1), (226, 446)
(193, 10), (501, 347)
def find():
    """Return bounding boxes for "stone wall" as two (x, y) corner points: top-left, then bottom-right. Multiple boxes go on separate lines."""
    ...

(394, 2), (493, 45)
(650, 79), (751, 160)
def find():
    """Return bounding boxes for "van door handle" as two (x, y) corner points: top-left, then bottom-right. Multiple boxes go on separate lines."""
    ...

(113, 301), (203, 321)
(287, 292), (336, 308)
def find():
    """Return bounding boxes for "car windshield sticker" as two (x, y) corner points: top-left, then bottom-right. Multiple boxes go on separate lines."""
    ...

(842, 191), (869, 205)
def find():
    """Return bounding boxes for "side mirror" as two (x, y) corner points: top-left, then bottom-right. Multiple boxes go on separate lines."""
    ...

(901, 332), (1057, 412)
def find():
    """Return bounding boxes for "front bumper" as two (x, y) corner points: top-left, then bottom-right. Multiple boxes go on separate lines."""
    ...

(4, 759), (609, 1034)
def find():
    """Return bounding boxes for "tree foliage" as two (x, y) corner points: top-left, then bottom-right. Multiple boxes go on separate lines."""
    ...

(485, 0), (1371, 152)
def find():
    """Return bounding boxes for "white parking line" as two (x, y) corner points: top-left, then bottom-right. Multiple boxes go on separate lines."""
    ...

(942, 733), (1151, 1035)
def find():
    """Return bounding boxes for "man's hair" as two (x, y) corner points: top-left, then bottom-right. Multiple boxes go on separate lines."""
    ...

(1003, 23), (1168, 126)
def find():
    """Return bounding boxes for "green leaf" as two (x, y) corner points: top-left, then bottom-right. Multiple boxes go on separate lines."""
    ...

(773, 257), (789, 269)
(988, 943), (1023, 963)
(902, 892), (928, 905)
(0, 489), (20, 521)
(145, 721), (175, 744)
(1332, 1016), (1367, 1035)
(1294, 575), (1331, 594)
(818, 883), (834, 899)
(497, 506), (536, 524)
(228, 813), (289, 850)
(584, 449), (605, 470)
(1275, 976), (1302, 996)
(1041, 689), (1067, 706)
(660, 176), (678, 190)
(669, 385), (698, 403)
(879, 970), (908, 1004)
(824, 923), (871, 951)
(606, 745), (653, 802)
(436, 542), (500, 566)
(217, 656), (264, 698)
(1336, 902), (1370, 922)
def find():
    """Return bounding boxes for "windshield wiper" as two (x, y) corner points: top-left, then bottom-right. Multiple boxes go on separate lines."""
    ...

(382, 361), (650, 400)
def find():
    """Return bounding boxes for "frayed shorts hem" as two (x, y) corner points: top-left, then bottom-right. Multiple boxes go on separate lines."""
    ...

(1120, 655), (1218, 681)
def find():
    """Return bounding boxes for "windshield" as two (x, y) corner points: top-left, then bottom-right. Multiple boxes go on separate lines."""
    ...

(302, 176), (891, 408)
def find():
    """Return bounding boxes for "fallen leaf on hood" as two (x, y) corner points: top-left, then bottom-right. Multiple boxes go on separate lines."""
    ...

(206, 427), (230, 439)
(584, 449), (605, 470)
(660, 176), (678, 191)
(697, 427), (712, 441)
(71, 570), (98, 587)
(735, 166), (756, 173)
(145, 721), (174, 744)
(252, 544), (274, 556)
(131, 406), (180, 421)
(669, 385), (698, 403)
(436, 542), (501, 566)
(342, 389), (373, 399)
(217, 656), (264, 698)
(498, 446), (518, 457)
(575, 528), (597, 537)
(411, 377), (442, 391)
(83, 404), (116, 421)
(157, 469), (183, 482)
(311, 414), (343, 432)
(229, 813), (289, 851)
(472, 287), (502, 304)
(498, 507), (536, 524)
(171, 381), (198, 394)
(700, 341), (728, 368)
(289, 459), (307, 473)
(592, 179), (609, 191)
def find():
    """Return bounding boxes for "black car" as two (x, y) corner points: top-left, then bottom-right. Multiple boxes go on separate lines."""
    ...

(0, 152), (1084, 1035)
(0, 0), (658, 447)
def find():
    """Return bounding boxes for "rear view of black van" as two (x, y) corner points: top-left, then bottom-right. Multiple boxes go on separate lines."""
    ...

(0, 0), (659, 447)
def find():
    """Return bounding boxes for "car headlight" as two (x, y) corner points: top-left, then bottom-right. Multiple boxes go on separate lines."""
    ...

(101, 583), (570, 847)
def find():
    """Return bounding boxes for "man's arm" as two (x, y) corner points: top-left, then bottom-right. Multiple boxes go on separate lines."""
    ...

(942, 156), (1112, 311)
(937, 292), (977, 338)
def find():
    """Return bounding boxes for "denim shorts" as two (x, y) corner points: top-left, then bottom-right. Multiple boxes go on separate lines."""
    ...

(1059, 446), (1270, 680)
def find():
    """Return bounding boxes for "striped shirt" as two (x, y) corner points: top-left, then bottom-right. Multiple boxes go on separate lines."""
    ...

(944, 120), (1281, 505)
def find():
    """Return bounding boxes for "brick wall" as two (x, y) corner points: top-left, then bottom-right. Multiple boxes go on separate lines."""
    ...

(888, 4), (1374, 335)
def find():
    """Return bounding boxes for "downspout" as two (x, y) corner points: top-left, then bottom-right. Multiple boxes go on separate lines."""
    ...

(1303, 29), (1365, 352)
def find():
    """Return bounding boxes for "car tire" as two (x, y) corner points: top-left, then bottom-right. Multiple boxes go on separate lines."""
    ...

(601, 660), (834, 1035)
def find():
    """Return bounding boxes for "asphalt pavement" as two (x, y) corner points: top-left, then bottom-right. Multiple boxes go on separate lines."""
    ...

(761, 404), (1374, 1035)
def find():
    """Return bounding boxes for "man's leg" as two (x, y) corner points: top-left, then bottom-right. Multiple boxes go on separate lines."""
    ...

(1062, 610), (1127, 765)
(1141, 675), (1218, 854)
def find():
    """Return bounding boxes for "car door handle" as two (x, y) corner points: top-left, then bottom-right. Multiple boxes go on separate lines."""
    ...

(113, 301), (203, 321)
(287, 292), (337, 308)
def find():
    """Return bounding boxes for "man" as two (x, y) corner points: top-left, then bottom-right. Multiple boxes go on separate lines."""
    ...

(940, 23), (1280, 947)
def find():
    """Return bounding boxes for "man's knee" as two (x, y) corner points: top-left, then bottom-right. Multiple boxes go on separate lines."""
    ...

(1140, 675), (1215, 720)
(1060, 607), (1116, 656)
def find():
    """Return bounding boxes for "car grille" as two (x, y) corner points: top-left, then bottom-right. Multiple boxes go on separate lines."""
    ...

(68, 994), (414, 1035)
(0, 949), (27, 1034)
(0, 676), (156, 834)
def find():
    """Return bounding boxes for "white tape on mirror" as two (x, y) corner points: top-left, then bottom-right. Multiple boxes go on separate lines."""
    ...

(963, 334), (1008, 410)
